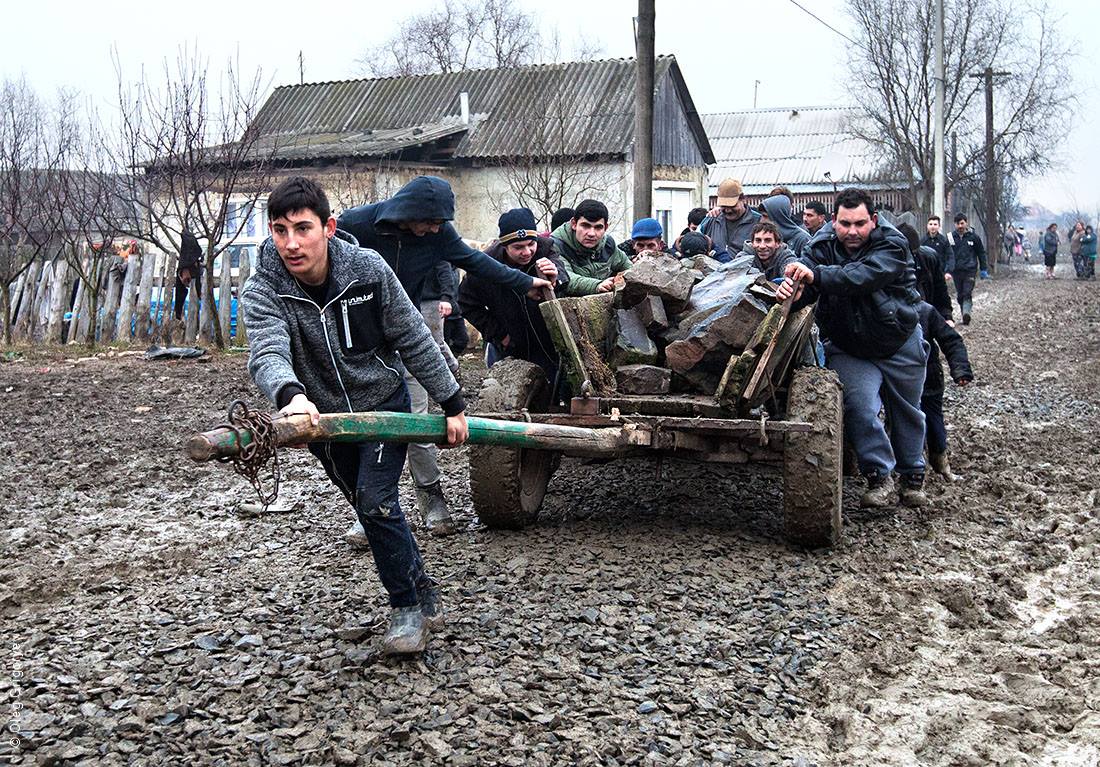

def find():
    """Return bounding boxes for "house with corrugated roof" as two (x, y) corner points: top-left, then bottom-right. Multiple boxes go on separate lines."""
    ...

(702, 106), (909, 212)
(230, 55), (714, 244)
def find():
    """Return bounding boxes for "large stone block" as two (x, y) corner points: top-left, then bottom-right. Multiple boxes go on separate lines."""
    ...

(634, 294), (669, 333)
(620, 254), (695, 315)
(677, 261), (763, 322)
(664, 293), (770, 393)
(615, 364), (672, 395)
(609, 307), (658, 367)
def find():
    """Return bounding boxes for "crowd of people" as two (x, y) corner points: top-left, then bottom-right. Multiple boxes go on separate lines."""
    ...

(1000, 220), (1095, 281)
(241, 173), (979, 655)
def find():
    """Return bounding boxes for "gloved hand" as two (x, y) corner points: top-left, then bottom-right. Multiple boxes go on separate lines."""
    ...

(980, 270), (990, 279)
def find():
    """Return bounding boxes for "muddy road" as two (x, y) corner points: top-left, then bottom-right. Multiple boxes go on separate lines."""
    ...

(2, 261), (1099, 766)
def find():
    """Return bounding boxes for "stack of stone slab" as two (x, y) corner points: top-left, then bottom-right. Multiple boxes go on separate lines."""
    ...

(541, 251), (813, 410)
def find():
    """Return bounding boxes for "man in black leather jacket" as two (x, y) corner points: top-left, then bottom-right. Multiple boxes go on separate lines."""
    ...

(777, 188), (930, 509)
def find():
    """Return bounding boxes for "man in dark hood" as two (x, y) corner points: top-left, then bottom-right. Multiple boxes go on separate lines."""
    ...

(460, 208), (568, 386)
(777, 188), (929, 510)
(759, 193), (811, 258)
(338, 176), (552, 539)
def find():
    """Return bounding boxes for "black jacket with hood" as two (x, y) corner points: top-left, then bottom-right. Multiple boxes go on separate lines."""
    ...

(913, 244), (953, 321)
(459, 237), (567, 379)
(336, 176), (534, 304)
(760, 194), (811, 258)
(420, 261), (459, 305)
(794, 219), (923, 359)
(179, 230), (203, 273)
(918, 302), (973, 396)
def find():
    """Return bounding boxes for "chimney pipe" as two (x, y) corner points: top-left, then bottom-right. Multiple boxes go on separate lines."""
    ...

(459, 92), (470, 125)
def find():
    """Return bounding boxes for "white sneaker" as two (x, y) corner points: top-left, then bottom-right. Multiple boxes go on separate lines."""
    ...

(344, 519), (370, 549)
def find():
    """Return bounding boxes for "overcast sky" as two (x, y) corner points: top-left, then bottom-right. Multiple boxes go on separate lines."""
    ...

(2, 0), (1095, 213)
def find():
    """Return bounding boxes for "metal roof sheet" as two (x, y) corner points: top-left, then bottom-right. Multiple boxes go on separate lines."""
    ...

(252, 56), (713, 163)
(701, 106), (890, 189)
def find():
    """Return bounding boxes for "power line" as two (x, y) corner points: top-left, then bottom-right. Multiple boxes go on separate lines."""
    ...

(786, 0), (861, 47)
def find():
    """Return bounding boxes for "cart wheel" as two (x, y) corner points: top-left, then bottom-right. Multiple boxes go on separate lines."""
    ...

(470, 359), (559, 529)
(783, 366), (843, 548)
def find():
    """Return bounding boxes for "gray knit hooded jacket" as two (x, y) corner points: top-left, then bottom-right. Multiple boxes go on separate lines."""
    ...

(242, 231), (460, 414)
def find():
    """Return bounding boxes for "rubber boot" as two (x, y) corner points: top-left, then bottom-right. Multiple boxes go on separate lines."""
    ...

(860, 474), (896, 508)
(419, 585), (444, 631)
(416, 482), (456, 536)
(929, 452), (956, 483)
(344, 518), (370, 549)
(382, 606), (428, 655)
(961, 298), (973, 326)
(898, 474), (930, 508)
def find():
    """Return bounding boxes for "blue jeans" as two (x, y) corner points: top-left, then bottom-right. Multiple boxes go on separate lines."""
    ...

(921, 391), (947, 454)
(826, 327), (929, 478)
(309, 384), (432, 608)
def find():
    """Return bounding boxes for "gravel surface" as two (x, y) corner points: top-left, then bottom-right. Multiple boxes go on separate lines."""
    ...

(2, 261), (1098, 765)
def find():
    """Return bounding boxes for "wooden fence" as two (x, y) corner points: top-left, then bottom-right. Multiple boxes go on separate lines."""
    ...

(5, 245), (252, 348)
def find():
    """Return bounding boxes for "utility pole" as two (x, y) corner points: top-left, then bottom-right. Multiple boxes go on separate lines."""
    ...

(299, 51), (305, 84)
(933, 0), (945, 222)
(969, 66), (1010, 274)
(753, 80), (761, 109)
(633, 0), (655, 223)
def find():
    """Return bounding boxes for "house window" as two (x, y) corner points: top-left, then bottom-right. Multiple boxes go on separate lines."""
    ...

(225, 202), (240, 240)
(652, 186), (695, 241)
(224, 200), (266, 240)
(656, 209), (672, 241)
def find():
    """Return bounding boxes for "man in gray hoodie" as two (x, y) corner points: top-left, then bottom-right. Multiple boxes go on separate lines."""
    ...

(759, 192), (811, 258)
(243, 176), (466, 656)
(735, 221), (798, 281)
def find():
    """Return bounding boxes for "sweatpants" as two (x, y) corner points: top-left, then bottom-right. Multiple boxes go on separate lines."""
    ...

(826, 327), (929, 478)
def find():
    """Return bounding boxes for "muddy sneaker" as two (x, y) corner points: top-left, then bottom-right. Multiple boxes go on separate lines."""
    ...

(898, 474), (930, 508)
(419, 586), (444, 632)
(416, 482), (456, 537)
(860, 474), (895, 508)
(929, 452), (956, 482)
(382, 606), (428, 655)
(344, 519), (370, 549)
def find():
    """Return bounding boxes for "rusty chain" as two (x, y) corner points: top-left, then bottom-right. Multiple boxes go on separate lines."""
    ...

(216, 400), (281, 509)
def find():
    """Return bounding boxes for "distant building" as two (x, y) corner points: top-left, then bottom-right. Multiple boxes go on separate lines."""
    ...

(702, 106), (909, 212)
(229, 56), (715, 244)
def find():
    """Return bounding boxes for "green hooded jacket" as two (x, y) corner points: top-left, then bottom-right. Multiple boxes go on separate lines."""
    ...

(550, 222), (633, 296)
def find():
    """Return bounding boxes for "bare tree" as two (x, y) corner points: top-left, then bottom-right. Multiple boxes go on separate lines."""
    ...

(358, 0), (591, 77)
(103, 47), (281, 348)
(46, 108), (137, 346)
(0, 77), (69, 345)
(845, 0), (1073, 220)
(486, 89), (627, 228)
